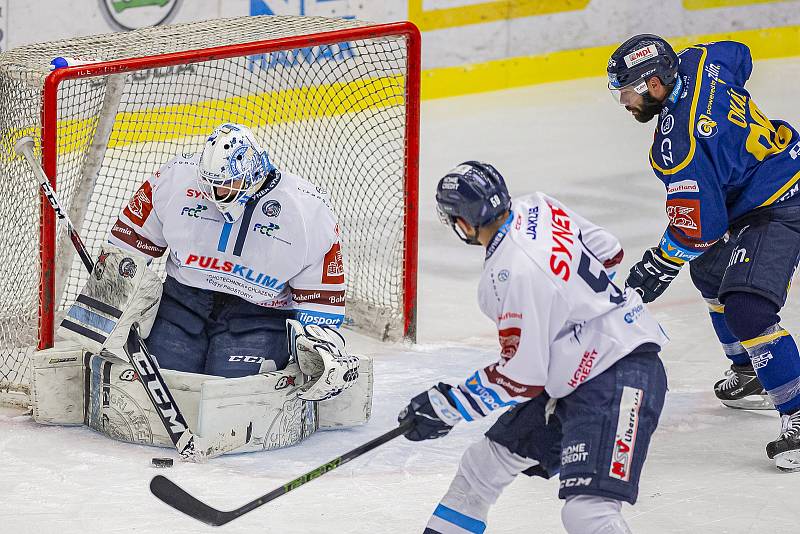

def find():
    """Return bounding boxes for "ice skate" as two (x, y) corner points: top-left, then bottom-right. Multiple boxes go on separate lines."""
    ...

(766, 412), (800, 472)
(713, 363), (774, 410)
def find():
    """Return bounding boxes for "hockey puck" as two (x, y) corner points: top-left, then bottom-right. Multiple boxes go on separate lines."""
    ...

(151, 457), (174, 468)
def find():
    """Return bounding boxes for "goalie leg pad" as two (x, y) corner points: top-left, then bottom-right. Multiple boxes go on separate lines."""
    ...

(83, 351), (211, 447)
(57, 244), (162, 354)
(35, 349), (320, 454)
(197, 362), (318, 452)
(318, 353), (373, 428)
(30, 342), (87, 425)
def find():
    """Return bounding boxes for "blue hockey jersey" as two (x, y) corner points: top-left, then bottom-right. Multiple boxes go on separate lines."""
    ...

(650, 41), (800, 262)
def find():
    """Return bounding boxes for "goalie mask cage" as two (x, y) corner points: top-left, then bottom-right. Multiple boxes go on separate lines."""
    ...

(0, 16), (420, 406)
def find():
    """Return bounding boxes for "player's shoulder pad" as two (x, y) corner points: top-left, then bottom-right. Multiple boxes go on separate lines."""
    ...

(292, 173), (335, 212)
(144, 153), (199, 199)
(505, 195), (564, 288)
(160, 152), (199, 174)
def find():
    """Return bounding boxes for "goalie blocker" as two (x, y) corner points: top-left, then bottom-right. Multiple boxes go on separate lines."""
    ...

(32, 245), (372, 453)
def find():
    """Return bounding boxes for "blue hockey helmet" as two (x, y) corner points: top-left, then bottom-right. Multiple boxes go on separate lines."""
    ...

(607, 34), (678, 106)
(436, 161), (511, 245)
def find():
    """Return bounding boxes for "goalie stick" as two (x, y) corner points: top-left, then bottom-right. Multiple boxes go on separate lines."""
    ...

(150, 420), (412, 526)
(15, 135), (251, 461)
(14, 136), (94, 272)
(124, 323), (252, 462)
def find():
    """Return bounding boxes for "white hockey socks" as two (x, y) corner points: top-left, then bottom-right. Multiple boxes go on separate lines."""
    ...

(561, 495), (632, 534)
(425, 437), (538, 533)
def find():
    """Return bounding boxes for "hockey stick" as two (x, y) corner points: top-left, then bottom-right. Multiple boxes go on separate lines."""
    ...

(16, 135), (251, 461)
(124, 324), (252, 462)
(14, 136), (94, 272)
(150, 420), (413, 526)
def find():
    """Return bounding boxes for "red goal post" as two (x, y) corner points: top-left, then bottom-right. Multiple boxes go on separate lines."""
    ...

(0, 16), (420, 405)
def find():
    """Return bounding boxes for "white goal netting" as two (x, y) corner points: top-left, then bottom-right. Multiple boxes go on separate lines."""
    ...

(0, 15), (419, 406)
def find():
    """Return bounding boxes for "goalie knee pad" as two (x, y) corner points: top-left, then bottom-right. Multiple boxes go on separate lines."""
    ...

(561, 495), (631, 534)
(58, 244), (162, 353)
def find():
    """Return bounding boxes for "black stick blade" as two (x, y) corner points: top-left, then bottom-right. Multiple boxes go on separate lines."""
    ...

(150, 475), (232, 526)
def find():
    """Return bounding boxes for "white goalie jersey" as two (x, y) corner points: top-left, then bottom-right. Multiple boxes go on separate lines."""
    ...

(449, 193), (669, 421)
(108, 154), (346, 327)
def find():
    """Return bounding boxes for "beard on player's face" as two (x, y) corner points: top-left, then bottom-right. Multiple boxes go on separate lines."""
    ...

(627, 92), (663, 123)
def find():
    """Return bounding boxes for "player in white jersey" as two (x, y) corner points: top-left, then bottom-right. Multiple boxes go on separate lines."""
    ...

(105, 123), (346, 378)
(398, 162), (669, 534)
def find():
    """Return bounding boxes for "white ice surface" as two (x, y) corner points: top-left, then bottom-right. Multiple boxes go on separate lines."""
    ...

(3, 57), (800, 533)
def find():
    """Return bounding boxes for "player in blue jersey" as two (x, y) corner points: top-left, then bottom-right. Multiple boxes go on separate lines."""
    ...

(607, 34), (800, 471)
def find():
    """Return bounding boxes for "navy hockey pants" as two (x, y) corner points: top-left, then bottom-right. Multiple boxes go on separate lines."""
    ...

(485, 348), (667, 505)
(146, 276), (295, 377)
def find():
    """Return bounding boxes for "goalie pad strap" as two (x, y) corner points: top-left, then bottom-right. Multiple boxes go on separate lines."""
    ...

(77, 293), (124, 318)
(62, 319), (108, 344)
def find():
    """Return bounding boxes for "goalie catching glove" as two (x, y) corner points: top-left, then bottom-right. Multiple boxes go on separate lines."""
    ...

(286, 319), (360, 401)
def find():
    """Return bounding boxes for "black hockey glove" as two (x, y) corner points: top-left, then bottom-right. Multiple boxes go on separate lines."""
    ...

(626, 247), (682, 303)
(398, 383), (463, 441)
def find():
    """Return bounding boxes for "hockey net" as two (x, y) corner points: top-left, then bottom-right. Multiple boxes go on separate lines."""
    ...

(0, 15), (420, 406)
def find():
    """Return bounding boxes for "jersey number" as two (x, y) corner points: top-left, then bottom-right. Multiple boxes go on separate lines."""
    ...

(728, 88), (792, 161)
(576, 235), (624, 305)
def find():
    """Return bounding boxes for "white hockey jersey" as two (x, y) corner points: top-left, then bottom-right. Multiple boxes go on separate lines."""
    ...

(449, 193), (668, 421)
(108, 154), (345, 327)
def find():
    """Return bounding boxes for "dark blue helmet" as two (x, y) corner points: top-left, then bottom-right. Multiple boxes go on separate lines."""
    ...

(436, 161), (511, 245)
(607, 34), (678, 98)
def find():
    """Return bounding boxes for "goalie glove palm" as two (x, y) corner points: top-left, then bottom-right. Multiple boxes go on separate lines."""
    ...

(286, 319), (360, 402)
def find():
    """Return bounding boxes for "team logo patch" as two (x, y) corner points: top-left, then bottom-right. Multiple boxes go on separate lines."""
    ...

(118, 258), (137, 278)
(498, 269), (509, 282)
(262, 199), (281, 217)
(696, 114), (718, 138)
(498, 327), (521, 361)
(123, 181), (154, 226)
(322, 242), (344, 284)
(666, 199), (702, 238)
(275, 375), (297, 390)
(94, 251), (110, 280)
(609, 386), (643, 482)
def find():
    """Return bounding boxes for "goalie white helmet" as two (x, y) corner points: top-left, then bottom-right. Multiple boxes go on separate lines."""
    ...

(198, 123), (276, 223)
